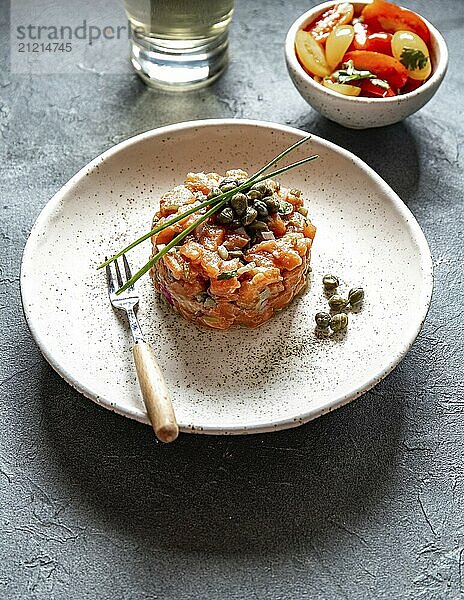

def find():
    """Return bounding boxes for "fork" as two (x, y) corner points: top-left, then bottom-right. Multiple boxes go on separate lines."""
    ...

(105, 254), (178, 443)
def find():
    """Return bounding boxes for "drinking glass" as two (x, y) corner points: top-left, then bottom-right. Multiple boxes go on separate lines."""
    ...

(124, 0), (234, 90)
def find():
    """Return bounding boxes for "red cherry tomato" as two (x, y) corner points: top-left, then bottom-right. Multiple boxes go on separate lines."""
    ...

(402, 77), (423, 94)
(361, 0), (430, 45)
(343, 50), (408, 90)
(351, 21), (368, 50)
(364, 32), (393, 55)
(351, 27), (393, 55)
(359, 79), (396, 98)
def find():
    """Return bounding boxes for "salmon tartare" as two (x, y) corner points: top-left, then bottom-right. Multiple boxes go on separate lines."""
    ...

(150, 170), (316, 330)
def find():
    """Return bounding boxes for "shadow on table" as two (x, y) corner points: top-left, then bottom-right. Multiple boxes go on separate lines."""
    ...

(295, 114), (420, 205)
(113, 78), (239, 138)
(39, 360), (408, 556)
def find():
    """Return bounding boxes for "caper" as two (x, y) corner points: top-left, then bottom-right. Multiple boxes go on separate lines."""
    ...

(220, 182), (239, 193)
(248, 220), (268, 231)
(297, 206), (308, 217)
(207, 187), (222, 200)
(330, 312), (348, 332)
(254, 200), (269, 218)
(348, 287), (364, 306)
(265, 196), (280, 214)
(204, 297), (216, 309)
(243, 206), (258, 225)
(322, 274), (339, 292)
(230, 193), (247, 217)
(247, 189), (262, 201)
(328, 294), (348, 312)
(251, 182), (272, 197)
(315, 312), (331, 329)
(289, 188), (302, 197)
(229, 219), (242, 230)
(216, 207), (234, 225)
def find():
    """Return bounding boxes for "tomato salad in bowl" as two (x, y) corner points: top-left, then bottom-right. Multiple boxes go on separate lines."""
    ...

(285, 0), (448, 128)
(295, 0), (432, 98)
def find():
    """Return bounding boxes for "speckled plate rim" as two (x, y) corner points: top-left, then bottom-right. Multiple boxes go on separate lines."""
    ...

(20, 119), (433, 435)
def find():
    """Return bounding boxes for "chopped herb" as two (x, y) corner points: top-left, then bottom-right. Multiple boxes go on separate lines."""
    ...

(333, 60), (376, 84)
(400, 47), (428, 71)
(278, 201), (293, 216)
(217, 270), (238, 280)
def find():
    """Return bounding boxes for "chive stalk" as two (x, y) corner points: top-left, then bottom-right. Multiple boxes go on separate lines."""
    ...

(99, 136), (319, 293)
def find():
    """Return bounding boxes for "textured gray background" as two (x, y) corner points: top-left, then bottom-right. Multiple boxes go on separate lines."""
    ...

(1, 1), (463, 598)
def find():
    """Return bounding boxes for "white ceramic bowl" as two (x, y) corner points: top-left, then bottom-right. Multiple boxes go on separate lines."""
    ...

(285, 1), (448, 129)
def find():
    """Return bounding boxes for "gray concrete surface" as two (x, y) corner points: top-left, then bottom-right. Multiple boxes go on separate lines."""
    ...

(1, 0), (463, 598)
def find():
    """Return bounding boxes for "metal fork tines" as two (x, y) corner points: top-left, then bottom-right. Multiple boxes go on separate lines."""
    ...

(105, 254), (145, 343)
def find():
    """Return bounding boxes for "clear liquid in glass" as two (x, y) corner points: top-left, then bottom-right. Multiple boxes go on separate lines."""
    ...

(124, 0), (234, 89)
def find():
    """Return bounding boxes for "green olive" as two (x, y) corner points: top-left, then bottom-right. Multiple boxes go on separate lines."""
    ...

(330, 312), (348, 332)
(289, 188), (302, 197)
(315, 312), (331, 329)
(323, 274), (339, 292)
(328, 294), (348, 312)
(348, 287), (364, 306)
(230, 193), (248, 217)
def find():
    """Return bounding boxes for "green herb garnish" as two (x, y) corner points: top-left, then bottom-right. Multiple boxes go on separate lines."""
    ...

(217, 270), (238, 280)
(278, 201), (293, 216)
(400, 47), (428, 71)
(99, 137), (318, 294)
(333, 60), (376, 84)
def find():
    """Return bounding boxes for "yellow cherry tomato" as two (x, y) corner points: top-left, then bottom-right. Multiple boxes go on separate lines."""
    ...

(295, 30), (330, 78)
(322, 78), (361, 96)
(391, 30), (431, 81)
(325, 25), (355, 71)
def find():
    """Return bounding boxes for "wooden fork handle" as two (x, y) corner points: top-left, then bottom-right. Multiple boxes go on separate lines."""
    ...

(132, 341), (179, 443)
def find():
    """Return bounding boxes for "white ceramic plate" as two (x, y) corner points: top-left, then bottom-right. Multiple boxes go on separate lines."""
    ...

(21, 120), (432, 435)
